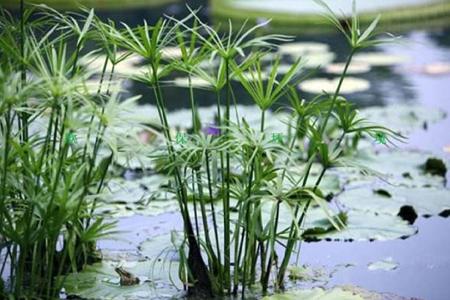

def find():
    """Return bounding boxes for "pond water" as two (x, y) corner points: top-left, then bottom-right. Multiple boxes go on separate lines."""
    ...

(90, 2), (450, 300)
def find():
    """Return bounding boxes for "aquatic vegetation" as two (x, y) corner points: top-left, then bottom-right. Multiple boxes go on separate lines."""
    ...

(0, 3), (150, 299)
(367, 257), (398, 271)
(299, 77), (371, 94)
(107, 1), (402, 297)
(324, 62), (371, 75)
(5, 1), (449, 299)
(353, 52), (409, 66)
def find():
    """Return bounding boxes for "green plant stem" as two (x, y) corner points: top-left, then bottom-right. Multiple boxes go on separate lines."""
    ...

(223, 58), (231, 291)
(45, 140), (70, 298)
(281, 116), (301, 181)
(1, 106), (14, 228)
(19, 0), (28, 143)
(262, 199), (280, 292)
(191, 168), (200, 238)
(253, 109), (266, 285)
(205, 150), (221, 275)
(151, 65), (190, 223)
(50, 107), (60, 160)
(319, 49), (355, 136)
(82, 55), (109, 162)
(150, 64), (213, 294)
(232, 201), (244, 295)
(239, 158), (255, 298)
(230, 83), (240, 127)
(261, 116), (301, 291)
(188, 75), (199, 133)
(277, 49), (356, 288)
(195, 169), (215, 258)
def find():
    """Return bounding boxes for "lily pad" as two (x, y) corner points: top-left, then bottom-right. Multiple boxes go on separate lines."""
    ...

(303, 208), (416, 242)
(267, 64), (303, 75)
(262, 286), (364, 300)
(353, 52), (409, 66)
(287, 163), (343, 198)
(138, 232), (183, 260)
(444, 145), (450, 153)
(422, 62), (450, 75)
(304, 52), (336, 68)
(338, 185), (450, 217)
(97, 175), (179, 218)
(232, 71), (270, 81)
(80, 52), (145, 77)
(359, 104), (446, 134)
(288, 265), (329, 283)
(324, 62), (371, 74)
(161, 46), (182, 60)
(63, 259), (182, 300)
(299, 77), (370, 94)
(172, 76), (213, 88)
(278, 42), (330, 55)
(368, 257), (399, 271)
(346, 150), (448, 188)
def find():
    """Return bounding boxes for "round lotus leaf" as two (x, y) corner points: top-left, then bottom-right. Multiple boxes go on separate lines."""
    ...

(161, 46), (182, 60)
(278, 42), (330, 55)
(303, 208), (416, 242)
(299, 77), (370, 94)
(353, 52), (409, 66)
(97, 175), (179, 218)
(232, 71), (270, 81)
(324, 62), (371, 74)
(63, 259), (182, 300)
(422, 62), (450, 75)
(345, 150), (447, 188)
(173, 76), (213, 88)
(359, 104), (446, 134)
(368, 257), (399, 271)
(262, 286), (364, 300)
(338, 185), (450, 217)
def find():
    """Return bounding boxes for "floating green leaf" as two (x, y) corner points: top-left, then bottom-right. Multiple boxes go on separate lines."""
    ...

(359, 104), (446, 134)
(303, 208), (416, 242)
(263, 287), (364, 300)
(368, 257), (398, 271)
(325, 62), (371, 74)
(338, 185), (450, 217)
(299, 77), (370, 94)
(353, 52), (409, 66)
(63, 259), (182, 300)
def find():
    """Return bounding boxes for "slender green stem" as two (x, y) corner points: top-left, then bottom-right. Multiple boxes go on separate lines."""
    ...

(240, 158), (255, 298)
(191, 168), (200, 238)
(1, 107), (14, 228)
(205, 150), (221, 269)
(195, 169), (215, 258)
(319, 49), (355, 136)
(253, 109), (266, 285)
(19, 0), (28, 143)
(262, 200), (280, 292)
(223, 58), (231, 291)
(82, 55), (109, 161)
(188, 75), (199, 133)
(281, 116), (302, 181)
(277, 49), (356, 288)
